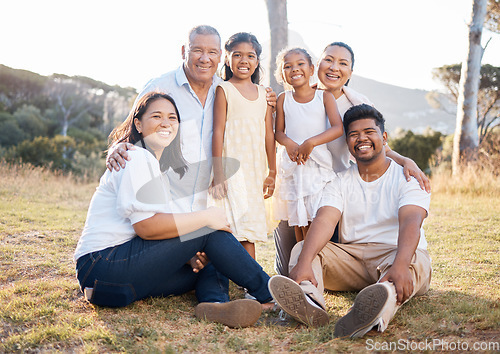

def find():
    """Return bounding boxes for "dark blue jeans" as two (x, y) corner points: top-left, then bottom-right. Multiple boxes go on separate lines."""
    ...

(76, 230), (272, 307)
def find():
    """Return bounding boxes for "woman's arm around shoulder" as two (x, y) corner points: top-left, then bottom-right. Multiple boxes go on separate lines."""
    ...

(386, 146), (431, 192)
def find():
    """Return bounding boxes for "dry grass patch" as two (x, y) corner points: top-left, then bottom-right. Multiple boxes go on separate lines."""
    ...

(0, 162), (499, 352)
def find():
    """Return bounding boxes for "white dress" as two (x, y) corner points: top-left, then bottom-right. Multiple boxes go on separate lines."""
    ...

(207, 82), (270, 243)
(274, 90), (336, 227)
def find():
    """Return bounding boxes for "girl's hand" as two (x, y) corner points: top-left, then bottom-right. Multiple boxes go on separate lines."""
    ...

(209, 181), (228, 199)
(265, 87), (277, 108)
(402, 158), (431, 193)
(188, 252), (210, 273)
(205, 207), (232, 233)
(263, 173), (276, 199)
(297, 140), (314, 165)
(209, 172), (228, 199)
(285, 141), (299, 162)
(106, 142), (135, 171)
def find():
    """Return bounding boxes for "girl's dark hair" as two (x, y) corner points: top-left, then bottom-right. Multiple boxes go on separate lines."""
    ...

(322, 42), (355, 86)
(221, 32), (262, 84)
(274, 47), (313, 89)
(108, 92), (187, 177)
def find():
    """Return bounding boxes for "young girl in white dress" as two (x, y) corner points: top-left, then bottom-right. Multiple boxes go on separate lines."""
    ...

(209, 32), (276, 259)
(274, 48), (343, 242)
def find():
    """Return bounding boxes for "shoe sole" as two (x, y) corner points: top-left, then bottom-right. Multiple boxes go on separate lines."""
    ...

(334, 283), (389, 339)
(195, 299), (262, 328)
(268, 275), (329, 327)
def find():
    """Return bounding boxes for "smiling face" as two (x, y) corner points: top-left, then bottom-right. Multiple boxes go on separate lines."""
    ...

(182, 33), (221, 86)
(134, 98), (179, 159)
(227, 41), (259, 81)
(346, 118), (387, 163)
(317, 45), (353, 98)
(282, 51), (314, 89)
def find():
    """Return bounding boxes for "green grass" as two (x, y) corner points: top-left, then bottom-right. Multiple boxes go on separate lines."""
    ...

(0, 162), (499, 352)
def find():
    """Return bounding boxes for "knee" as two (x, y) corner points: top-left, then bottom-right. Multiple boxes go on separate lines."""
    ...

(87, 280), (137, 307)
(290, 241), (305, 259)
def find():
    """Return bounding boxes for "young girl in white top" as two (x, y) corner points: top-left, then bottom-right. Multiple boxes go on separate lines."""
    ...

(274, 47), (343, 242)
(209, 32), (276, 259)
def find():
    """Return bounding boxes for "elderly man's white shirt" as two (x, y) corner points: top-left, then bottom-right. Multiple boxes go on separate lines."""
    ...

(320, 160), (430, 249)
(135, 66), (222, 212)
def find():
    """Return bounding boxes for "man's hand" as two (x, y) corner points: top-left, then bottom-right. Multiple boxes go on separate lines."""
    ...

(188, 252), (209, 273)
(379, 262), (414, 305)
(106, 142), (135, 171)
(289, 261), (318, 287)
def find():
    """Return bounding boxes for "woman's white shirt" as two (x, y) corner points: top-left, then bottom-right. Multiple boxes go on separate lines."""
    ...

(74, 148), (172, 261)
(326, 87), (374, 173)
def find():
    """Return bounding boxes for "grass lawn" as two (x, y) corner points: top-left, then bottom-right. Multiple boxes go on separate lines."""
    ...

(0, 163), (499, 352)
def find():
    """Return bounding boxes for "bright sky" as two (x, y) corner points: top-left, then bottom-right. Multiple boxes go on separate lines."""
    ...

(2, 0), (499, 92)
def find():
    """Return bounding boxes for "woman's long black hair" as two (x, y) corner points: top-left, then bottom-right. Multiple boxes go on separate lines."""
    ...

(108, 92), (187, 177)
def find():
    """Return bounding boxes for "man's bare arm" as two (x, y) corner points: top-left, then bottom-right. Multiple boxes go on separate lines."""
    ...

(289, 206), (341, 286)
(380, 205), (427, 304)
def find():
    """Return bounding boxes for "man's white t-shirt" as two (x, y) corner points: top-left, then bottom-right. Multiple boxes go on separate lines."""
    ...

(74, 149), (172, 261)
(319, 160), (430, 249)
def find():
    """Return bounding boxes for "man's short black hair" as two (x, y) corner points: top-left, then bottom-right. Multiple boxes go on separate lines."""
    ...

(343, 104), (385, 134)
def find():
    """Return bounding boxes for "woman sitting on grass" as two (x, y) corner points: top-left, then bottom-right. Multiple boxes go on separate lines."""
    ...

(74, 92), (273, 328)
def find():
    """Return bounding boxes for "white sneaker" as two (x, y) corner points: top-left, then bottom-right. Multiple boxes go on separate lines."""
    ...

(334, 282), (397, 338)
(268, 275), (329, 327)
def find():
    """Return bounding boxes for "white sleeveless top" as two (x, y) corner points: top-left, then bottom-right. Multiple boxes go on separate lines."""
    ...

(282, 90), (332, 169)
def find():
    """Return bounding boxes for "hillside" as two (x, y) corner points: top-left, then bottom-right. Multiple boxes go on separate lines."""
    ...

(349, 75), (456, 135)
(272, 30), (456, 136)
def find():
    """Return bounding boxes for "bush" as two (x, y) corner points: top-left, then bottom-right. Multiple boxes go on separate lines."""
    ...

(8, 135), (77, 171)
(389, 129), (443, 172)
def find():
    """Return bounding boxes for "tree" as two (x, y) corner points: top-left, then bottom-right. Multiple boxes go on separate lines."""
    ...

(0, 64), (49, 113)
(265, 0), (288, 93)
(430, 63), (499, 143)
(452, 0), (488, 174)
(13, 105), (48, 140)
(45, 77), (97, 137)
(485, 0), (500, 33)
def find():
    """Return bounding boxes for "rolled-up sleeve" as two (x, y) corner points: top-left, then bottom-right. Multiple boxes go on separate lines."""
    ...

(318, 177), (343, 213)
(115, 150), (172, 225)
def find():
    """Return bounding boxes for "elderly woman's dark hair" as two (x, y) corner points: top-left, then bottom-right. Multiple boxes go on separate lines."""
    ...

(108, 92), (187, 177)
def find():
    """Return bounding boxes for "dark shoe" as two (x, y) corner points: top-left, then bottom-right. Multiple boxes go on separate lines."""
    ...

(195, 299), (262, 328)
(334, 283), (389, 339)
(268, 275), (329, 327)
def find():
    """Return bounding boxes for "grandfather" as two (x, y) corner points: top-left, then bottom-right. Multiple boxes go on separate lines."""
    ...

(107, 25), (274, 215)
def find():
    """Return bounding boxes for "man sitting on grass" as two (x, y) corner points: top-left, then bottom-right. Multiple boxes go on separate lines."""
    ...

(268, 104), (432, 338)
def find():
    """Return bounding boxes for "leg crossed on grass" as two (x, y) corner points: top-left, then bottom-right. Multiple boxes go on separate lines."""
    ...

(274, 241), (431, 336)
(76, 230), (273, 308)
